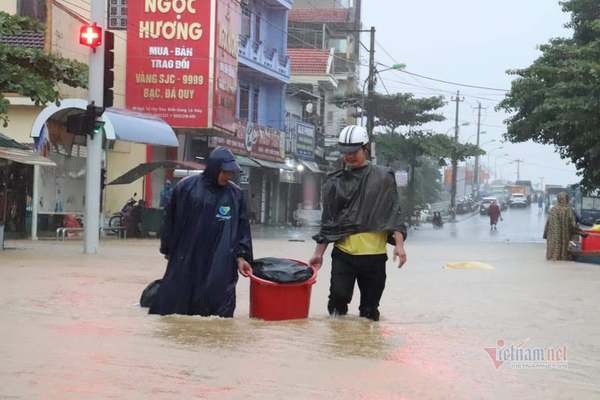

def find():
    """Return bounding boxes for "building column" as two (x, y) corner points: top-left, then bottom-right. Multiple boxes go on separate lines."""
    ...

(31, 164), (40, 240)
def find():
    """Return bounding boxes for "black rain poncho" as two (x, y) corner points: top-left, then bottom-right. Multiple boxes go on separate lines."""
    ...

(313, 163), (407, 244)
(149, 148), (253, 317)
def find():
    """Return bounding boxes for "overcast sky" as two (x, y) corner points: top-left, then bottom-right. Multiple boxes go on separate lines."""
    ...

(361, 0), (579, 187)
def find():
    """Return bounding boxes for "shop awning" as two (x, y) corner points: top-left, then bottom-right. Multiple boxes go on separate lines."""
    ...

(0, 146), (56, 167)
(235, 155), (261, 168)
(102, 108), (178, 146)
(108, 160), (205, 185)
(30, 99), (179, 147)
(299, 159), (323, 173)
(251, 158), (295, 170)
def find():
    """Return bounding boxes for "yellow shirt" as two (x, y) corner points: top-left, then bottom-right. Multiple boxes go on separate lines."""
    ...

(335, 232), (388, 255)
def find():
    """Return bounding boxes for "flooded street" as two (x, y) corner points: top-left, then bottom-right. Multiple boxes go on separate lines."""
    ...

(1, 207), (600, 399)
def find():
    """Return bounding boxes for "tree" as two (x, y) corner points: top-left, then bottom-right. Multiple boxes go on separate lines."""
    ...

(371, 93), (445, 133)
(0, 12), (88, 127)
(331, 92), (446, 134)
(498, 0), (600, 189)
(376, 132), (484, 215)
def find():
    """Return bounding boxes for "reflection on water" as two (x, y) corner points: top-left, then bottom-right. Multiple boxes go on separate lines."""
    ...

(155, 316), (262, 350)
(324, 317), (402, 359)
(154, 314), (404, 361)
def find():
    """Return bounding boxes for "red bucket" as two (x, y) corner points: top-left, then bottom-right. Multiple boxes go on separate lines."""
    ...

(249, 260), (317, 321)
(581, 231), (600, 251)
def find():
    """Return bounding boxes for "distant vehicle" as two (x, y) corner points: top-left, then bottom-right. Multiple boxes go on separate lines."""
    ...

(516, 180), (534, 204)
(507, 184), (531, 205)
(479, 197), (498, 215)
(509, 193), (528, 208)
(568, 184), (600, 226)
(489, 185), (509, 207)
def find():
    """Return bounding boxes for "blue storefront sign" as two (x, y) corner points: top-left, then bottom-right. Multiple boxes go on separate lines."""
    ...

(295, 121), (315, 160)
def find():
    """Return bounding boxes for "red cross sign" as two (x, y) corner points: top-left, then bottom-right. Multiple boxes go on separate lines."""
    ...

(79, 23), (102, 48)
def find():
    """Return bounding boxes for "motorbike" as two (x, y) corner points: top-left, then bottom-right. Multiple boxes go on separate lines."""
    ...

(432, 212), (444, 229)
(108, 193), (137, 234)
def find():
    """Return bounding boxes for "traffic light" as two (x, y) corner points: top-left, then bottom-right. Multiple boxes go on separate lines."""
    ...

(66, 103), (105, 138)
(79, 23), (102, 49)
(100, 168), (107, 190)
(104, 30), (114, 108)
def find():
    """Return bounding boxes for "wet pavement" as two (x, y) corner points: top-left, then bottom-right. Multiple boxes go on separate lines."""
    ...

(1, 206), (599, 399)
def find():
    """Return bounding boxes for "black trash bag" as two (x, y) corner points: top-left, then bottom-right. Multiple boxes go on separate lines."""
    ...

(251, 258), (313, 284)
(140, 279), (162, 308)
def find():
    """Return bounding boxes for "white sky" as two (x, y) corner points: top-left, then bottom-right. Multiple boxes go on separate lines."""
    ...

(361, 0), (579, 187)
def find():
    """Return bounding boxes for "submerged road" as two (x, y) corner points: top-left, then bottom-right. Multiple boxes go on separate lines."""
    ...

(0, 206), (598, 399)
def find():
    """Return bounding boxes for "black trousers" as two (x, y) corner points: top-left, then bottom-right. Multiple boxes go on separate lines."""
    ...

(328, 247), (387, 320)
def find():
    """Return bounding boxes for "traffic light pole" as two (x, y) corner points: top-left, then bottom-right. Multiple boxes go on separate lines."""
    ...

(84, 0), (105, 254)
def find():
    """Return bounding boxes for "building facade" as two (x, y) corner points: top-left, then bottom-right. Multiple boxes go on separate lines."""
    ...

(288, 0), (362, 164)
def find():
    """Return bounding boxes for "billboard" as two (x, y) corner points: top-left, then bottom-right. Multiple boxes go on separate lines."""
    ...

(126, 0), (213, 128)
(209, 121), (285, 162)
(213, 0), (240, 133)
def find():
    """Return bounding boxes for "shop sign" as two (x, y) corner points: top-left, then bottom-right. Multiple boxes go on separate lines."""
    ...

(213, 0), (240, 133)
(126, 0), (212, 128)
(210, 121), (285, 162)
(295, 121), (315, 160)
(280, 170), (296, 184)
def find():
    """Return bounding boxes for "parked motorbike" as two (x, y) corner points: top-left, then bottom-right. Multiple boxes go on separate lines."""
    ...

(108, 193), (137, 234)
(432, 212), (444, 229)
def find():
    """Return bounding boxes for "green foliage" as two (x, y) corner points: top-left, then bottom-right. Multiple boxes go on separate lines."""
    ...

(0, 11), (88, 127)
(498, 0), (600, 189)
(330, 92), (446, 132)
(372, 93), (445, 133)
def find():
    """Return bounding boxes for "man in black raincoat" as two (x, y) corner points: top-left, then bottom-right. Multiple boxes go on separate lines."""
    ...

(309, 126), (407, 321)
(149, 147), (253, 317)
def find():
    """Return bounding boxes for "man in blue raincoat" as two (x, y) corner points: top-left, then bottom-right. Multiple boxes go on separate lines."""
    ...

(149, 147), (253, 317)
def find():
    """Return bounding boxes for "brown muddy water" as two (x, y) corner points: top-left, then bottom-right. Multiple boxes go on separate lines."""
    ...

(1, 238), (599, 399)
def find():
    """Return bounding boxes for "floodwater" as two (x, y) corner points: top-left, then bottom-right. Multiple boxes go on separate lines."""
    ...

(1, 209), (600, 399)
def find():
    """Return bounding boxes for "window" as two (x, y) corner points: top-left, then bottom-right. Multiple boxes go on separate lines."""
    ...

(241, 5), (251, 37)
(239, 85), (250, 120)
(329, 38), (348, 53)
(254, 13), (261, 43)
(18, 0), (47, 21)
(252, 89), (260, 123)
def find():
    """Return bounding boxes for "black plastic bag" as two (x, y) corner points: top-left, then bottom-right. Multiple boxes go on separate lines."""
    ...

(251, 258), (313, 284)
(140, 279), (161, 308)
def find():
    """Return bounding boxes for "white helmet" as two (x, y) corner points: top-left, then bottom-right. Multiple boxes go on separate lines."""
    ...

(338, 125), (369, 154)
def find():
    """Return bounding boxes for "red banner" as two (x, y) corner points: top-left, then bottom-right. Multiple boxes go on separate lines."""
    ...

(213, 0), (240, 133)
(126, 0), (213, 128)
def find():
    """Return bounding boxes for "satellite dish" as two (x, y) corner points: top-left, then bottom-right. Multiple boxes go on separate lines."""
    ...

(305, 103), (314, 114)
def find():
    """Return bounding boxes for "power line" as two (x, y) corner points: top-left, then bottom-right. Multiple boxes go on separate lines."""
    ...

(378, 62), (509, 92)
(378, 75), (503, 103)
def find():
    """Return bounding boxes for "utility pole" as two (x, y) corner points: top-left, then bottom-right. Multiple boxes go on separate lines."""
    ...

(514, 159), (524, 181)
(473, 102), (484, 199)
(84, 0), (105, 254)
(450, 90), (464, 211)
(366, 26), (376, 150)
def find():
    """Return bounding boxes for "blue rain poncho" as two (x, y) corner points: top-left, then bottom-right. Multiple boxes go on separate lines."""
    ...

(149, 148), (253, 317)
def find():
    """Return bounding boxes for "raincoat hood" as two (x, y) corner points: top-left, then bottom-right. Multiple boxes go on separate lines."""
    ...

(313, 164), (407, 244)
(203, 147), (239, 187)
(557, 192), (569, 207)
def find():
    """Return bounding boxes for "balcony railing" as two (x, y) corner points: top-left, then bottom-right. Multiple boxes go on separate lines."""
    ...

(239, 35), (291, 80)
